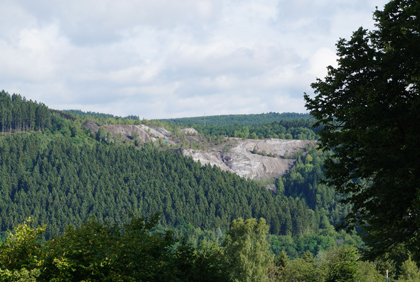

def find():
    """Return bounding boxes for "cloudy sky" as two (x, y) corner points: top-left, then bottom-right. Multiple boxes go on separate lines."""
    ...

(0, 0), (389, 119)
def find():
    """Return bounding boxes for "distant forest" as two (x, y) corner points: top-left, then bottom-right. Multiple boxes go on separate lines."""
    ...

(63, 109), (139, 121)
(0, 90), (50, 133)
(191, 119), (322, 140)
(157, 112), (312, 126)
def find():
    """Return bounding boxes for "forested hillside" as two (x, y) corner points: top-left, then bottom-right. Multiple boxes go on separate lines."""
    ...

(157, 112), (312, 126)
(0, 90), (50, 133)
(190, 119), (321, 140)
(63, 109), (139, 121)
(0, 90), (356, 255)
(0, 134), (346, 245)
(1, 89), (415, 280)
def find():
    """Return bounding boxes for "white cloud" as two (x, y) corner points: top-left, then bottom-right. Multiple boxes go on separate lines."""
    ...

(0, 0), (390, 118)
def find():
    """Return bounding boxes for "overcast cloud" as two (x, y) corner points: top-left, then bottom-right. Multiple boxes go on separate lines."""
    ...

(0, 0), (389, 119)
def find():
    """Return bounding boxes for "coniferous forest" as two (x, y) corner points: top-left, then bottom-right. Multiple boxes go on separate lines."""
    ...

(0, 83), (418, 281)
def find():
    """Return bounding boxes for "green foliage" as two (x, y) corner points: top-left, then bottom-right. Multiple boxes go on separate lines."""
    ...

(0, 214), (229, 282)
(0, 90), (51, 133)
(399, 256), (420, 282)
(0, 218), (45, 278)
(221, 217), (274, 282)
(305, 0), (420, 260)
(96, 127), (106, 142)
(157, 112), (312, 126)
(268, 227), (363, 260)
(357, 260), (384, 282)
(0, 268), (41, 282)
(190, 119), (320, 140)
(281, 251), (321, 282)
(0, 93), (362, 261)
(0, 133), (316, 240)
(62, 109), (139, 121)
(324, 246), (360, 282)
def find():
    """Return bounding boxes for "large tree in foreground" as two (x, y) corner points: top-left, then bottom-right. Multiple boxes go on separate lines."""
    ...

(304, 0), (420, 260)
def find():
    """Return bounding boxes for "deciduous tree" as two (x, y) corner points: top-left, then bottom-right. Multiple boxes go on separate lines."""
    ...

(222, 217), (274, 282)
(304, 0), (420, 260)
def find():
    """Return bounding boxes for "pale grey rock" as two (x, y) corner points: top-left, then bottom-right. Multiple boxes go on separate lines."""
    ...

(182, 149), (235, 174)
(82, 123), (175, 144)
(180, 127), (198, 135)
(182, 139), (313, 180)
(82, 120), (100, 132)
(265, 184), (277, 194)
(82, 121), (313, 179)
(148, 125), (172, 137)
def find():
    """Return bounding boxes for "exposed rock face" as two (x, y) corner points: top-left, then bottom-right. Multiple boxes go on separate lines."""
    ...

(82, 121), (314, 180)
(81, 122), (175, 144)
(149, 125), (172, 137)
(265, 184), (277, 194)
(181, 139), (313, 180)
(180, 127), (198, 135)
(83, 120), (100, 133)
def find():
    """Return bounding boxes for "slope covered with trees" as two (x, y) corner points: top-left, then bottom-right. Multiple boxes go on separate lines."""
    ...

(63, 109), (140, 121)
(157, 112), (312, 126)
(0, 90), (359, 259)
(0, 85), (417, 279)
(191, 119), (321, 140)
(0, 133), (315, 239)
(0, 90), (50, 133)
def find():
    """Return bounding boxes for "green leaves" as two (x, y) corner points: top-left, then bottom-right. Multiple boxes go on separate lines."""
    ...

(221, 218), (274, 282)
(325, 247), (360, 282)
(305, 0), (420, 260)
(0, 214), (229, 282)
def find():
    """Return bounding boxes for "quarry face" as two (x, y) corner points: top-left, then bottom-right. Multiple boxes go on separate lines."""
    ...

(181, 139), (313, 180)
(82, 121), (314, 180)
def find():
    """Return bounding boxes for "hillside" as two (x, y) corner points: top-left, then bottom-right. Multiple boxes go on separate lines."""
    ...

(156, 112), (312, 126)
(81, 121), (314, 180)
(0, 90), (358, 261)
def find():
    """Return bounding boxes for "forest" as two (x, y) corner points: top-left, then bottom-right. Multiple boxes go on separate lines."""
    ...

(0, 89), (417, 281)
(189, 119), (321, 140)
(157, 112), (312, 126)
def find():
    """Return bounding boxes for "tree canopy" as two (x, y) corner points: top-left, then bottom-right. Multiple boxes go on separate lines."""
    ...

(0, 214), (230, 282)
(304, 0), (420, 260)
(157, 112), (312, 126)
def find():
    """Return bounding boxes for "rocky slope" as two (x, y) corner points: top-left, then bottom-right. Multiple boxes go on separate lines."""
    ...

(180, 139), (312, 180)
(83, 121), (175, 144)
(82, 121), (314, 180)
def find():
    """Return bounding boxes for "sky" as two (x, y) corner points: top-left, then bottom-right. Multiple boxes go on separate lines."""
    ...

(0, 0), (389, 119)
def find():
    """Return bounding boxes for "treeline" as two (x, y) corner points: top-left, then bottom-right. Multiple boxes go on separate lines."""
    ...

(157, 112), (312, 126)
(62, 107), (320, 141)
(0, 90), (50, 133)
(190, 119), (321, 140)
(63, 109), (140, 120)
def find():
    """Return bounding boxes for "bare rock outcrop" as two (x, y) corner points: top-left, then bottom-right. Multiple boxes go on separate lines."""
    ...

(181, 139), (313, 180)
(81, 122), (175, 144)
(82, 121), (314, 180)
(83, 120), (100, 133)
(180, 127), (198, 135)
